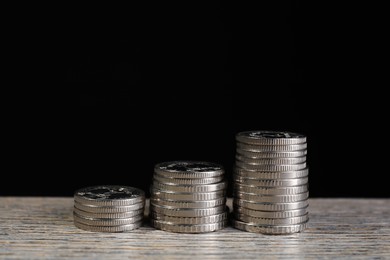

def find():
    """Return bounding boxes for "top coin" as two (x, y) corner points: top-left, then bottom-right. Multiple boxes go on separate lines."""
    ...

(74, 185), (145, 206)
(155, 161), (224, 178)
(236, 131), (306, 145)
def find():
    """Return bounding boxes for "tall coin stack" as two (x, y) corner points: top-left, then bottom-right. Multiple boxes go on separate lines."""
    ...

(231, 131), (309, 234)
(73, 185), (145, 232)
(150, 161), (229, 233)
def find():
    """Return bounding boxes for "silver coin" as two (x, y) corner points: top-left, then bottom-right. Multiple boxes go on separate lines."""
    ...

(150, 219), (227, 233)
(74, 220), (142, 233)
(74, 186), (145, 206)
(150, 197), (226, 209)
(152, 180), (227, 193)
(234, 212), (309, 225)
(236, 149), (307, 159)
(234, 199), (309, 211)
(234, 183), (308, 195)
(150, 204), (226, 217)
(235, 161), (307, 171)
(155, 161), (224, 178)
(150, 188), (225, 201)
(236, 131), (306, 145)
(153, 174), (224, 185)
(234, 168), (309, 179)
(234, 205), (309, 218)
(73, 213), (143, 226)
(237, 142), (307, 152)
(73, 207), (144, 219)
(234, 191), (309, 203)
(150, 210), (229, 225)
(235, 155), (306, 165)
(231, 219), (307, 234)
(233, 176), (308, 187)
(74, 201), (145, 213)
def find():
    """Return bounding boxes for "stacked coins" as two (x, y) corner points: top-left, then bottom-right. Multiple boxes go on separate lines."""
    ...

(150, 161), (229, 233)
(73, 185), (145, 232)
(231, 131), (309, 234)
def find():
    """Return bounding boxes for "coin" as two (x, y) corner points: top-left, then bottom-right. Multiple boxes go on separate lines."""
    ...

(74, 221), (143, 233)
(235, 155), (306, 165)
(153, 174), (224, 185)
(74, 186), (145, 206)
(236, 149), (307, 159)
(150, 188), (225, 201)
(235, 161), (307, 171)
(73, 207), (144, 219)
(151, 197), (226, 209)
(73, 213), (143, 226)
(231, 219), (308, 234)
(237, 142), (307, 152)
(234, 168), (309, 179)
(150, 210), (229, 225)
(234, 212), (309, 225)
(233, 176), (308, 187)
(236, 131), (306, 145)
(150, 204), (226, 217)
(74, 201), (145, 213)
(150, 219), (228, 233)
(233, 183), (308, 195)
(234, 205), (308, 218)
(233, 191), (309, 203)
(152, 180), (227, 193)
(155, 161), (224, 178)
(233, 199), (309, 211)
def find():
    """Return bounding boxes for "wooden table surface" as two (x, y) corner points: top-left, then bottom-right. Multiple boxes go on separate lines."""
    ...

(0, 197), (389, 259)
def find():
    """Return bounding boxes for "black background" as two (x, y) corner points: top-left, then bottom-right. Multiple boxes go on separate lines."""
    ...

(3, 1), (388, 197)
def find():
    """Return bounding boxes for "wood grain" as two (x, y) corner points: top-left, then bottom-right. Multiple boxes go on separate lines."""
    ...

(0, 197), (389, 259)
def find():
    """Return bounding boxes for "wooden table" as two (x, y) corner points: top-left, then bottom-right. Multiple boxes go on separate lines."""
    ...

(0, 197), (389, 259)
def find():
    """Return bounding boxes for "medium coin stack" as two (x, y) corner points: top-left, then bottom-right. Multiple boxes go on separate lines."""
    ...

(232, 131), (309, 235)
(150, 161), (229, 233)
(73, 185), (145, 232)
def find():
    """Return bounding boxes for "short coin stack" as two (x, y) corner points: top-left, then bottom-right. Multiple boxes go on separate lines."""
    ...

(232, 131), (309, 234)
(150, 161), (229, 233)
(73, 185), (145, 232)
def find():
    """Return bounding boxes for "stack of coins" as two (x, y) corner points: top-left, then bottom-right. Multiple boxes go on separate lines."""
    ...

(150, 161), (229, 233)
(231, 131), (309, 235)
(73, 185), (145, 232)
